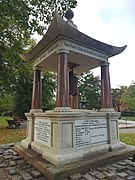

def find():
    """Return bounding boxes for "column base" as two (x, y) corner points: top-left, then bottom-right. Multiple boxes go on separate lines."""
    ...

(54, 107), (71, 112)
(30, 109), (43, 113)
(100, 108), (115, 112)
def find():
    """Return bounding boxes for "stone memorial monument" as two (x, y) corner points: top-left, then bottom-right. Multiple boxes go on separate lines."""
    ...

(15, 10), (135, 179)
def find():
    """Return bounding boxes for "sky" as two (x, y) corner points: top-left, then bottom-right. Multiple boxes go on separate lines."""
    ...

(72, 0), (135, 88)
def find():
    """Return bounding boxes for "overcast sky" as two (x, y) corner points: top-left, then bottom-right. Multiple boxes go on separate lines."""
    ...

(73, 0), (135, 88)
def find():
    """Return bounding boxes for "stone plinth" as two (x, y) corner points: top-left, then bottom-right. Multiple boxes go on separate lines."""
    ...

(21, 109), (126, 165)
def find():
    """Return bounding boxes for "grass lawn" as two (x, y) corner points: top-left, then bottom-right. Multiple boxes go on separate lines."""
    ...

(0, 116), (13, 127)
(0, 116), (26, 144)
(120, 133), (135, 146)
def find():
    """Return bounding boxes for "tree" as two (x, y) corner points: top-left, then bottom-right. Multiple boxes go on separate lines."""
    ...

(112, 86), (127, 111)
(42, 71), (56, 111)
(121, 82), (135, 111)
(0, 0), (77, 91)
(11, 62), (33, 117)
(78, 71), (101, 110)
(0, 37), (35, 116)
(0, 0), (77, 116)
(0, 93), (13, 115)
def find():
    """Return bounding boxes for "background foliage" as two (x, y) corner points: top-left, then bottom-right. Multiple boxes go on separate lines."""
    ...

(112, 82), (135, 113)
(121, 82), (135, 111)
(78, 71), (101, 110)
(1, 0), (135, 116)
(0, 0), (77, 117)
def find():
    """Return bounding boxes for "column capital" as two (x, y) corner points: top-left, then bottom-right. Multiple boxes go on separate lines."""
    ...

(56, 48), (69, 54)
(100, 61), (110, 67)
(33, 66), (42, 71)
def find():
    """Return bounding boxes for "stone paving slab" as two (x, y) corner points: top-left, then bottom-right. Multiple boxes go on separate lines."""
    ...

(0, 143), (135, 180)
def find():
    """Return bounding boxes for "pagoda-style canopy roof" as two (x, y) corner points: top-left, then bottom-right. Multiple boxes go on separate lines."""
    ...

(21, 11), (126, 74)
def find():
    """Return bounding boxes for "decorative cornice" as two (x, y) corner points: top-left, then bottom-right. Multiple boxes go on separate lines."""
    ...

(34, 40), (108, 67)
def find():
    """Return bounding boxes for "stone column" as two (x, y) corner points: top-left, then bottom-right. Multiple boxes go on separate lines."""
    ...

(30, 66), (43, 112)
(100, 62), (113, 111)
(56, 50), (70, 110)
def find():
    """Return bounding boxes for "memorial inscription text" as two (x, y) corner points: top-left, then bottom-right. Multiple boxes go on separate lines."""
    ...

(75, 119), (108, 148)
(34, 119), (51, 147)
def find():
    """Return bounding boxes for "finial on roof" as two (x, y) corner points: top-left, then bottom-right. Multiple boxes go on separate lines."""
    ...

(65, 9), (77, 29)
(65, 9), (74, 20)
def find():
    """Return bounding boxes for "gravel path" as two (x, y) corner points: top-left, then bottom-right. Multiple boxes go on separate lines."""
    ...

(0, 143), (135, 180)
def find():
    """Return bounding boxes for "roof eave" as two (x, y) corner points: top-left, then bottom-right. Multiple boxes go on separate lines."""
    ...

(21, 11), (127, 62)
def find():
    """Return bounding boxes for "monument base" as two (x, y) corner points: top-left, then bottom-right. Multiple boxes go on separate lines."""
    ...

(20, 109), (127, 166)
(14, 143), (135, 180)
(28, 141), (126, 165)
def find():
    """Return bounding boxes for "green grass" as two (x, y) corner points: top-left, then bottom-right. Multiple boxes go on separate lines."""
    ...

(120, 133), (135, 146)
(0, 116), (26, 144)
(0, 128), (26, 144)
(0, 116), (13, 127)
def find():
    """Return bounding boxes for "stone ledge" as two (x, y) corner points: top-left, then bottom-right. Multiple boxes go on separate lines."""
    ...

(14, 143), (135, 180)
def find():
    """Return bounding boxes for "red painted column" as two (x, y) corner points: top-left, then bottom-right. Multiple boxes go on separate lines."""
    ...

(69, 71), (78, 109)
(101, 62), (113, 109)
(70, 95), (78, 109)
(56, 51), (69, 107)
(31, 66), (42, 111)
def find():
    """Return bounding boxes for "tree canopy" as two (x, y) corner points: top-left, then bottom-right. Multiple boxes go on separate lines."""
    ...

(0, 0), (77, 77)
(112, 86), (127, 112)
(78, 71), (101, 110)
(111, 84), (135, 113)
(42, 71), (56, 111)
(0, 0), (77, 116)
(120, 82), (135, 111)
(0, 0), (77, 80)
